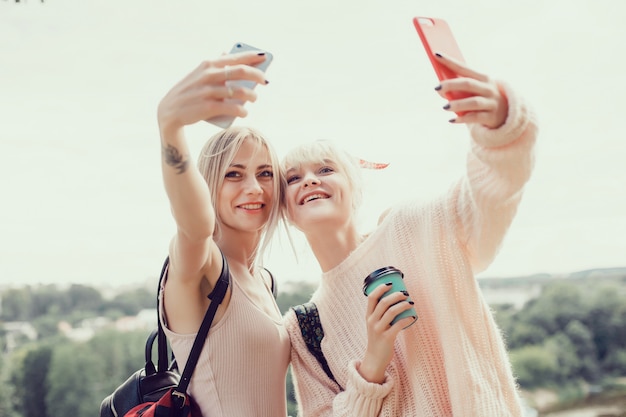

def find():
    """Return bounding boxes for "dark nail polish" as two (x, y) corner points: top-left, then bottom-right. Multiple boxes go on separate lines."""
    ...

(264, 80), (270, 85)
(435, 52), (443, 58)
(402, 290), (409, 296)
(443, 103), (450, 110)
(257, 52), (266, 56)
(449, 118), (456, 123)
(385, 282), (393, 286)
(408, 301), (415, 305)
(434, 85), (442, 91)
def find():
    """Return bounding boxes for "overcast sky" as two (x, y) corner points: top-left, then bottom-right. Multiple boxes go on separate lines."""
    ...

(1, 0), (625, 290)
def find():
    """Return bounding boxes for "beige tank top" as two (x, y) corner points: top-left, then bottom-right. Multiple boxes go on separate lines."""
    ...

(160, 276), (290, 417)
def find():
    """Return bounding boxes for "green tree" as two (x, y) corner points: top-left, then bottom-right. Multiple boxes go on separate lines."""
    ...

(0, 288), (32, 321)
(0, 354), (18, 417)
(67, 284), (104, 313)
(505, 278), (626, 389)
(46, 341), (104, 417)
(276, 281), (317, 314)
(583, 283), (626, 365)
(509, 344), (560, 388)
(101, 288), (155, 316)
(544, 332), (580, 383)
(506, 321), (548, 349)
(18, 344), (53, 417)
(31, 285), (70, 318)
(31, 314), (60, 339)
(521, 282), (587, 334)
(89, 329), (148, 396)
(563, 320), (599, 381)
(602, 349), (626, 376)
(609, 302), (626, 348)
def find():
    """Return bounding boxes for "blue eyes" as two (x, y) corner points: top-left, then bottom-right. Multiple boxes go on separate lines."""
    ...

(286, 166), (334, 185)
(286, 175), (300, 184)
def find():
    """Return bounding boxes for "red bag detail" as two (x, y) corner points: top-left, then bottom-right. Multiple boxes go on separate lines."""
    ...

(124, 388), (201, 417)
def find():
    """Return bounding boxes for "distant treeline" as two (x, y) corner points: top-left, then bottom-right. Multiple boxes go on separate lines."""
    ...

(0, 283), (155, 339)
(1, 274), (625, 416)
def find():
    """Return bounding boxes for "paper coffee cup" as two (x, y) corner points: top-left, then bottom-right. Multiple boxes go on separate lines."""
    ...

(363, 266), (417, 329)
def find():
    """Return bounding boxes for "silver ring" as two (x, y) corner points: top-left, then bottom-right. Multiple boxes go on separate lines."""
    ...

(227, 86), (234, 98)
(224, 65), (231, 81)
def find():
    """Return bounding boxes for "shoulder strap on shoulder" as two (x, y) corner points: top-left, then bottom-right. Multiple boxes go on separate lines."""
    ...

(156, 256), (170, 372)
(292, 302), (341, 389)
(262, 267), (278, 299)
(173, 251), (230, 408)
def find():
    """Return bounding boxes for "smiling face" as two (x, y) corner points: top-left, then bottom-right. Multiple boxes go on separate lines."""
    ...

(217, 137), (275, 235)
(282, 141), (363, 233)
(197, 127), (284, 254)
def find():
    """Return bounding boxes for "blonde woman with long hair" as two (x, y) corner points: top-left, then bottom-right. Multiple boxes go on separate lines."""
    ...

(156, 50), (289, 417)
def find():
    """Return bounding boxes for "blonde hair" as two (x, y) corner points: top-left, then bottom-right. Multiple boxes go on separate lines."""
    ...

(197, 126), (285, 264)
(281, 139), (363, 212)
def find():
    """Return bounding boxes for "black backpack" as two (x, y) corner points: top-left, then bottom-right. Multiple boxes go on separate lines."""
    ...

(99, 255), (230, 417)
(99, 258), (279, 417)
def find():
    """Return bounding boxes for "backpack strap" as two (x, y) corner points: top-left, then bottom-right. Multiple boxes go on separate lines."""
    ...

(292, 302), (342, 390)
(167, 252), (230, 411)
(156, 256), (171, 373)
(262, 267), (278, 299)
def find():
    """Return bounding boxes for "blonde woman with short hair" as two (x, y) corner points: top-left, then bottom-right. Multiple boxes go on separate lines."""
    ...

(282, 52), (538, 417)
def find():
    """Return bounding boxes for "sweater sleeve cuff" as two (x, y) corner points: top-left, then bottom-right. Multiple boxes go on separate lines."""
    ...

(469, 81), (533, 149)
(345, 360), (393, 398)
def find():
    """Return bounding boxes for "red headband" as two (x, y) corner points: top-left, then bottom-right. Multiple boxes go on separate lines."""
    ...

(358, 159), (389, 170)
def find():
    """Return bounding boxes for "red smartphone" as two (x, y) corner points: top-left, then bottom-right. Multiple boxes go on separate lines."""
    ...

(413, 16), (471, 103)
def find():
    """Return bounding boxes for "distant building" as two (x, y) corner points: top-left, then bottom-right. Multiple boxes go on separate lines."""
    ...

(57, 321), (95, 343)
(115, 309), (156, 332)
(2, 321), (38, 352)
(55, 309), (157, 343)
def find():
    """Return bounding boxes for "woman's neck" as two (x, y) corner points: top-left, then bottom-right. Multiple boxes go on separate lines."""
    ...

(305, 222), (363, 273)
(217, 230), (261, 271)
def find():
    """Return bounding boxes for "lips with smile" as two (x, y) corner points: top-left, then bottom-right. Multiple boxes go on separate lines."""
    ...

(238, 202), (264, 210)
(299, 192), (330, 205)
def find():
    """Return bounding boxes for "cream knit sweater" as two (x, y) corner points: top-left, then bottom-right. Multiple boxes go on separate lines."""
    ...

(284, 84), (538, 417)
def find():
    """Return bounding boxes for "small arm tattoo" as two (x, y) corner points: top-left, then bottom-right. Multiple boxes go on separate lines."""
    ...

(162, 143), (189, 174)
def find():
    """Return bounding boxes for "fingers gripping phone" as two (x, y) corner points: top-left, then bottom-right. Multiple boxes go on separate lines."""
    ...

(206, 42), (273, 129)
(412, 17), (471, 102)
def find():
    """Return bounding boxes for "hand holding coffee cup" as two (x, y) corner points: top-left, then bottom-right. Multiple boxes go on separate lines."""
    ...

(363, 266), (418, 330)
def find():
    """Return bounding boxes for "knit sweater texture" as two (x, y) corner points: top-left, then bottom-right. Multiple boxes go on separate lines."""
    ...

(284, 83), (538, 417)
(160, 274), (291, 417)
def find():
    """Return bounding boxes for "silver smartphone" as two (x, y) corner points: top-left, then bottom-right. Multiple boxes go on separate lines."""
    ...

(206, 42), (274, 128)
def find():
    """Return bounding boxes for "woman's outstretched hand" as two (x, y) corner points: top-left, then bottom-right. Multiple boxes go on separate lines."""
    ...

(433, 52), (508, 129)
(157, 51), (269, 133)
(358, 283), (414, 384)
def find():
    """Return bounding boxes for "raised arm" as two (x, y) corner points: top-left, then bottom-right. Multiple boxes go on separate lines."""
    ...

(433, 53), (539, 273)
(156, 52), (269, 331)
